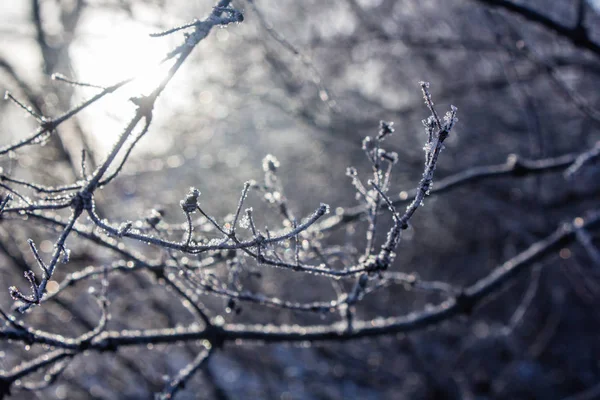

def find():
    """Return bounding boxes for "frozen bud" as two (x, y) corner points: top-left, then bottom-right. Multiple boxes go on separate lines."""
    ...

(346, 167), (358, 177)
(8, 286), (21, 301)
(180, 187), (200, 213)
(377, 149), (399, 164)
(422, 116), (435, 128)
(262, 154), (280, 173)
(387, 151), (399, 163)
(443, 105), (458, 131)
(377, 121), (394, 140)
(239, 212), (251, 229)
(362, 136), (375, 152)
(117, 222), (132, 237)
(146, 209), (163, 228)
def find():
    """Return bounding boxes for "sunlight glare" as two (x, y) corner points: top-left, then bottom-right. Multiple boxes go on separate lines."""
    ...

(71, 10), (176, 152)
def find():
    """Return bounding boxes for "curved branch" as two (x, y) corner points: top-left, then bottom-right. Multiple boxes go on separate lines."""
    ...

(474, 0), (600, 56)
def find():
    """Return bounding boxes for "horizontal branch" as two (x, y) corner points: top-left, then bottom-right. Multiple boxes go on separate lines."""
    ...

(2, 209), (597, 349)
(318, 151), (578, 231)
(87, 203), (329, 254)
(474, 0), (600, 56)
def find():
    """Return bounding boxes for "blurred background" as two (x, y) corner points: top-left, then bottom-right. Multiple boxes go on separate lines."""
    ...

(1, 0), (600, 399)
